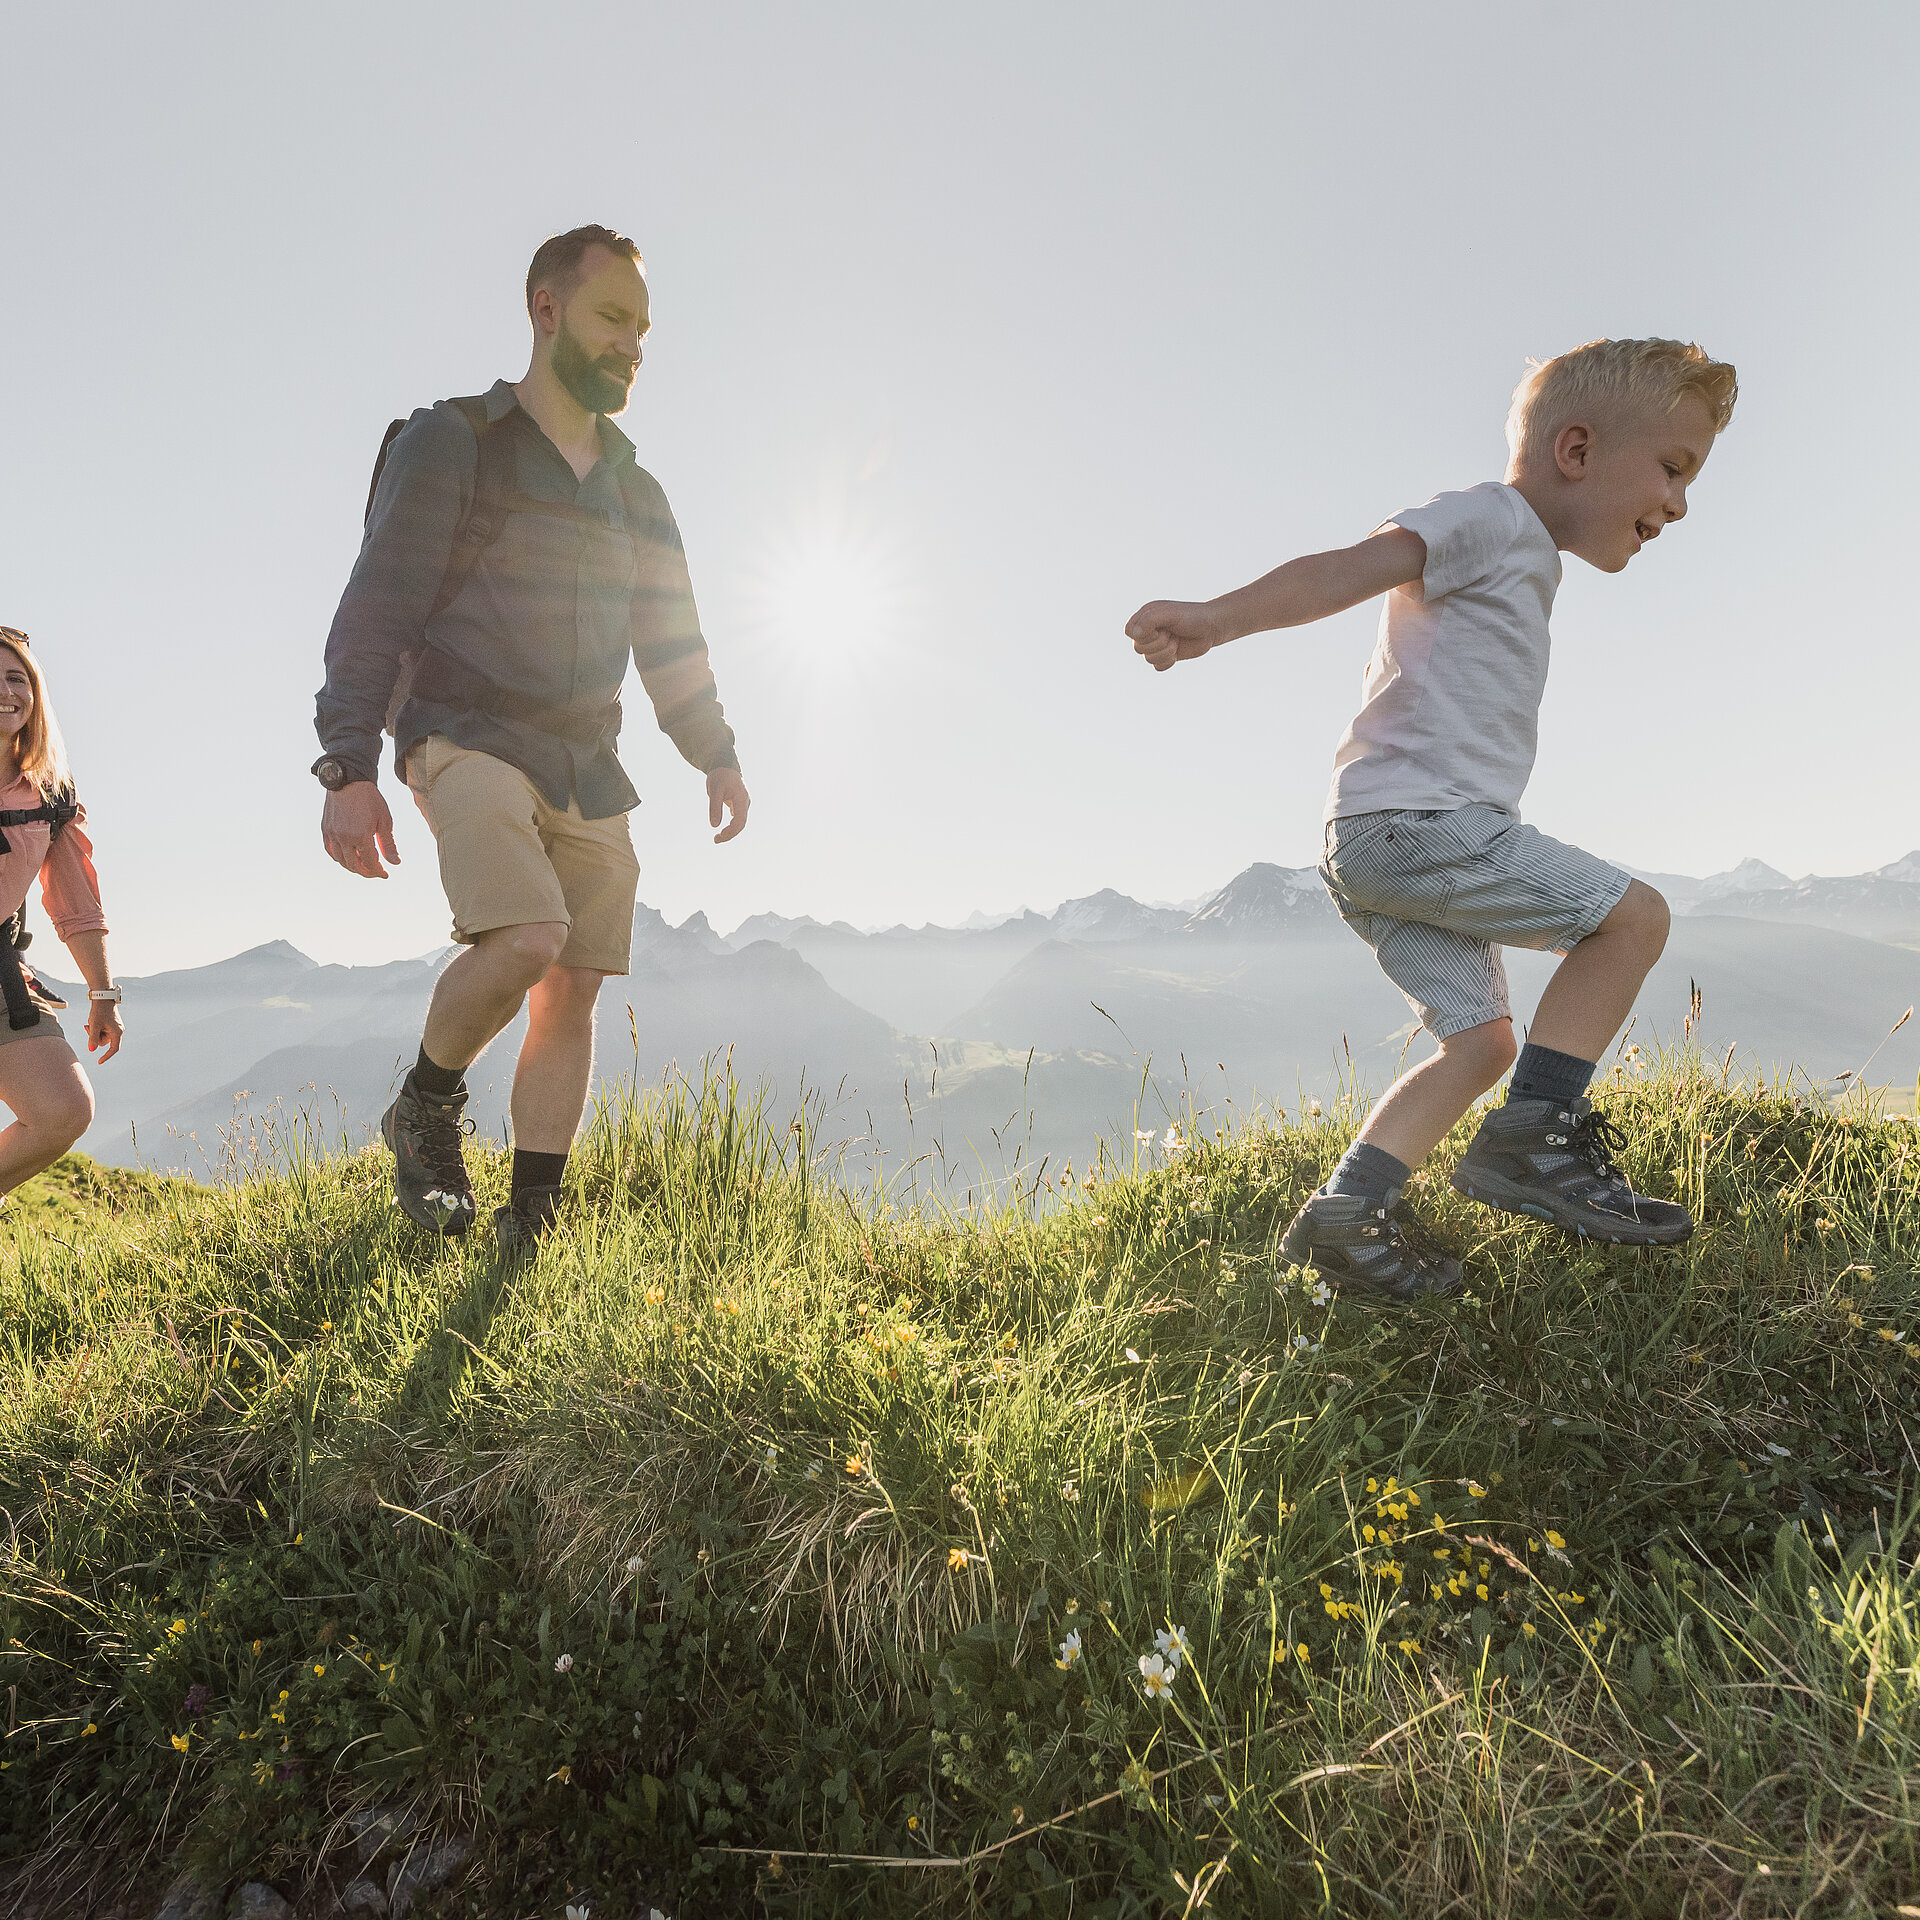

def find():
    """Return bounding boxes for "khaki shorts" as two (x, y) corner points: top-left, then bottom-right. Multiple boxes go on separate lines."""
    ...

(404, 734), (640, 974)
(0, 1008), (73, 1056)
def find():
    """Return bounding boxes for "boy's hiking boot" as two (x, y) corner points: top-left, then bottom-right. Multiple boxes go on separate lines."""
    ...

(494, 1185), (562, 1259)
(381, 1076), (477, 1236)
(1278, 1188), (1464, 1302)
(1450, 1096), (1694, 1246)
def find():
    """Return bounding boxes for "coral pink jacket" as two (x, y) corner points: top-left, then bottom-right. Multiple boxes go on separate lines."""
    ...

(0, 771), (108, 943)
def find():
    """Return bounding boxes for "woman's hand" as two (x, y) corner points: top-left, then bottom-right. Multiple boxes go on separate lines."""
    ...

(85, 996), (123, 1063)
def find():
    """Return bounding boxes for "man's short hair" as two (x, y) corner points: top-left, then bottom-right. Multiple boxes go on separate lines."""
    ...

(525, 224), (643, 318)
(1506, 338), (1738, 467)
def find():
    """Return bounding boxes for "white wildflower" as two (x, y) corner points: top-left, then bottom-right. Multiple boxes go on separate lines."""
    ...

(1055, 1629), (1083, 1670)
(625, 1555), (644, 1574)
(1124, 1348), (1142, 1364)
(567, 1906), (591, 1920)
(1136, 1129), (1156, 1147)
(1155, 1623), (1191, 1668)
(554, 1652), (573, 1673)
(1138, 1652), (1176, 1701)
(1162, 1128), (1187, 1158)
(805, 1461), (822, 1481)
(765, 1446), (779, 1465)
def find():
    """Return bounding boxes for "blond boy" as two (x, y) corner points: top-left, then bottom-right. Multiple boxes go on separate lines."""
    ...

(1128, 339), (1737, 1299)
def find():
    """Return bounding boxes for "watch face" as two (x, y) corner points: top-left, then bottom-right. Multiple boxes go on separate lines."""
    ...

(318, 758), (348, 790)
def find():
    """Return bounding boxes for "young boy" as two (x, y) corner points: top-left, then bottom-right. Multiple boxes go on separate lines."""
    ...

(1127, 338), (1737, 1300)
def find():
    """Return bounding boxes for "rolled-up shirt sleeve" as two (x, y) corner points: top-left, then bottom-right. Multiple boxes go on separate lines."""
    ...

(314, 406), (475, 784)
(628, 474), (739, 775)
(41, 811), (108, 942)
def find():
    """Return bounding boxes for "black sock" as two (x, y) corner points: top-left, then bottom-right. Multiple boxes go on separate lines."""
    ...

(1509, 1042), (1595, 1105)
(412, 1045), (465, 1099)
(512, 1149), (568, 1206)
(1323, 1140), (1411, 1201)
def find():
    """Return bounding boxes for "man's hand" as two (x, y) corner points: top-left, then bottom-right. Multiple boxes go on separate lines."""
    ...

(322, 781), (401, 879)
(1127, 599), (1226, 672)
(85, 998), (124, 1063)
(708, 768), (751, 844)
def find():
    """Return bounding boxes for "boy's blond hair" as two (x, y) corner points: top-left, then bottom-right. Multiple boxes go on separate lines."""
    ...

(1505, 338), (1738, 468)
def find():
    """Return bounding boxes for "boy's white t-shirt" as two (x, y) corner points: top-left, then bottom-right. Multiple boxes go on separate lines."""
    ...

(1324, 482), (1562, 823)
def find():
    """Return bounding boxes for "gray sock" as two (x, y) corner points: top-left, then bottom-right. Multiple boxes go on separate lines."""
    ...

(1509, 1042), (1595, 1106)
(1324, 1140), (1412, 1201)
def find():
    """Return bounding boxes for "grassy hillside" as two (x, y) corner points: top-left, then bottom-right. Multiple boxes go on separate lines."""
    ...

(3, 1065), (1919, 1917)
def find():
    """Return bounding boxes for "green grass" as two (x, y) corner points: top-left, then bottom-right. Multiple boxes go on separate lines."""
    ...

(4, 1062), (1920, 1917)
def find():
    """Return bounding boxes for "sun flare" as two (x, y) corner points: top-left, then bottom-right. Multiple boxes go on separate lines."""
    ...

(750, 510), (910, 670)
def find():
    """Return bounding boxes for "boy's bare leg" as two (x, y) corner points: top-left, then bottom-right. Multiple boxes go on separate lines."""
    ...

(510, 966), (604, 1154)
(1525, 880), (1670, 1061)
(422, 922), (570, 1069)
(1356, 1018), (1517, 1169)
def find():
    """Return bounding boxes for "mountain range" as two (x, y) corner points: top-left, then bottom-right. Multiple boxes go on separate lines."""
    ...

(43, 851), (1920, 1183)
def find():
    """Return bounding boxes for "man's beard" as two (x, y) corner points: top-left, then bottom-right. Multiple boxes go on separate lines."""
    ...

(551, 316), (637, 416)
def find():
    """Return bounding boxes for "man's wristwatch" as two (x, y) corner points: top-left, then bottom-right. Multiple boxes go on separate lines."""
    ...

(312, 755), (357, 791)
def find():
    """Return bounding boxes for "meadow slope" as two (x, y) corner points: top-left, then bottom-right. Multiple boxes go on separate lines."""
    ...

(3, 1063), (1919, 1918)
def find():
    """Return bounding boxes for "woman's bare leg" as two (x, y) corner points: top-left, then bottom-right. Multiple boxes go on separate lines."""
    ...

(0, 1037), (94, 1198)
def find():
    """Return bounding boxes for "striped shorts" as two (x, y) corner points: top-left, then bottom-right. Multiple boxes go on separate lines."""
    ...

(1319, 805), (1631, 1039)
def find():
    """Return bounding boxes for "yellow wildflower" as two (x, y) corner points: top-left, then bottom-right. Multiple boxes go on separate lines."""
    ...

(1522, 1622), (1536, 1638)
(1476, 1583), (1490, 1602)
(170, 1733), (190, 1753)
(1545, 1530), (1567, 1551)
(1468, 1482), (1488, 1499)
(646, 1287), (665, 1305)
(312, 1664), (325, 1677)
(81, 1723), (97, 1737)
(948, 1548), (969, 1571)
(845, 1455), (862, 1476)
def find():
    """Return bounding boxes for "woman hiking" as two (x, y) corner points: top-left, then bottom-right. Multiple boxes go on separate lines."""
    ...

(0, 626), (122, 1199)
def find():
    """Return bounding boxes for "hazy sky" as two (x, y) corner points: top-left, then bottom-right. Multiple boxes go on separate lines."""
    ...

(5, 3), (1914, 974)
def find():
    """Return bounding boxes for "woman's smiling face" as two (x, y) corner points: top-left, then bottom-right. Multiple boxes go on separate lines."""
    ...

(0, 647), (34, 743)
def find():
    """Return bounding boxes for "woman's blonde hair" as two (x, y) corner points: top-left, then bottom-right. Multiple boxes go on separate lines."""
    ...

(0, 628), (72, 798)
(1505, 338), (1738, 469)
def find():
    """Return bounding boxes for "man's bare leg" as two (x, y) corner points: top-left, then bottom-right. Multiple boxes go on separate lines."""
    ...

(422, 923), (571, 1070)
(510, 965), (605, 1154)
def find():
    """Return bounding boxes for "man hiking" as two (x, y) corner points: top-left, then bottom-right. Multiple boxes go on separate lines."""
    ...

(313, 224), (749, 1251)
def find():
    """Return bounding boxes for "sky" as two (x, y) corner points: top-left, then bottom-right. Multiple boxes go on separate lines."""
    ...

(3, 2), (1915, 974)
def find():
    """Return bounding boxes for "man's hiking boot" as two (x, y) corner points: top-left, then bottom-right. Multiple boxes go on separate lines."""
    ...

(1278, 1188), (1464, 1302)
(1450, 1095), (1694, 1246)
(494, 1185), (562, 1259)
(381, 1076), (477, 1236)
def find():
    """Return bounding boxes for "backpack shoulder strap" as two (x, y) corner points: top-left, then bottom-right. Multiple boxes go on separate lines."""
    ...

(364, 419), (409, 527)
(427, 394), (518, 618)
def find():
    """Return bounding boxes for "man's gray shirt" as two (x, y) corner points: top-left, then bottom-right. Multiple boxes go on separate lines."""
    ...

(315, 380), (737, 818)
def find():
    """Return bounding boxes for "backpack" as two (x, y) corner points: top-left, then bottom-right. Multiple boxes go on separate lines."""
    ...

(0, 785), (79, 1031)
(365, 395), (639, 745)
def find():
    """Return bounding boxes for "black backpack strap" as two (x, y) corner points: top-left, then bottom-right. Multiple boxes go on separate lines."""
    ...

(0, 941), (40, 1031)
(427, 395), (517, 619)
(364, 419), (408, 527)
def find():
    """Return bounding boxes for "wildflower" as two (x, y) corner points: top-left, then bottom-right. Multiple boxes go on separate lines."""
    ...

(1061, 1481), (1080, 1502)
(1309, 1279), (1332, 1306)
(320, 1320), (332, 1334)
(895, 1324), (918, 1344)
(1318, 1582), (1333, 1599)
(1476, 1583), (1490, 1602)
(1433, 1549), (1450, 1561)
(1545, 1530), (1566, 1551)
(554, 1764), (572, 1784)
(183, 1684), (209, 1715)
(293, 1533), (303, 1546)
(1090, 1215), (1107, 1227)
(1295, 1642), (1309, 1662)
(1908, 1345), (1920, 1360)
(1522, 1622), (1536, 1638)
(81, 1722), (97, 1737)
(1879, 1328), (1899, 1343)
(764, 1445), (779, 1465)
(554, 1653), (574, 1674)
(1163, 1128), (1187, 1158)
(171, 1732), (191, 1753)
(168, 1618), (186, 1637)
(1125, 1348), (1142, 1363)
(1136, 1130), (1156, 1147)
(948, 1548), (970, 1571)
(907, 1815), (919, 1830)
(1308, 1101), (1323, 1118)
(1848, 1312), (1864, 1329)
(1155, 1624), (1192, 1668)
(805, 1460), (822, 1480)
(845, 1454), (862, 1476)
(645, 1287), (665, 1305)
(312, 1664), (325, 1678)
(1396, 1639), (1420, 1656)
(1467, 1482), (1488, 1499)
(1056, 1630), (1083, 1670)
(1366, 1478), (1378, 1494)
(567, 1906), (591, 1920)
(1138, 1653), (1176, 1701)
(251, 1639), (263, 1654)
(1433, 1513), (1448, 1533)
(1065, 1598), (1080, 1613)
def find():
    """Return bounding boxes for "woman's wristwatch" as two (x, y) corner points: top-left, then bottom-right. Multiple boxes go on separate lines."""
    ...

(89, 987), (123, 1004)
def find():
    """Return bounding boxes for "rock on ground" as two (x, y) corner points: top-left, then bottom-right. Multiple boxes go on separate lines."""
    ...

(229, 1887), (293, 1920)
(385, 1839), (473, 1918)
(154, 1871), (223, 1920)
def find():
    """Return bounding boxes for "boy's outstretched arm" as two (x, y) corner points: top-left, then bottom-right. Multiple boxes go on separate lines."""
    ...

(1127, 525), (1426, 672)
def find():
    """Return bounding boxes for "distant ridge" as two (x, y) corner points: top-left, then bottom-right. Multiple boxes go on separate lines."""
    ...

(1182, 862), (1332, 936)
